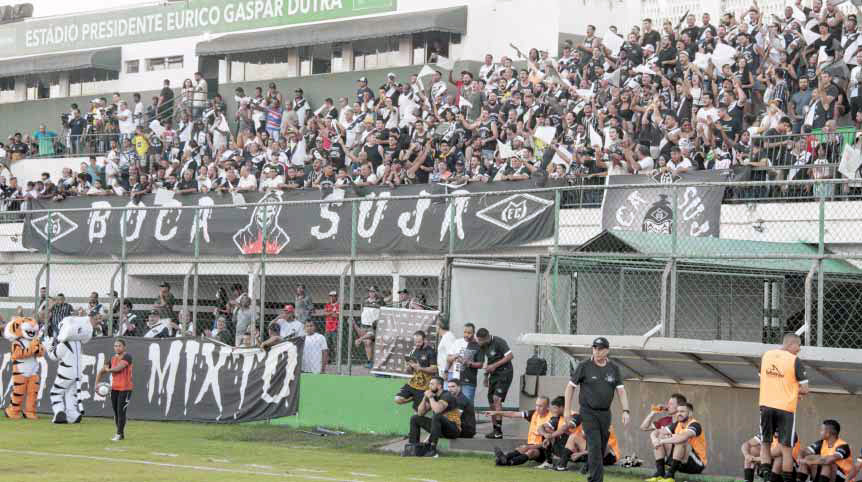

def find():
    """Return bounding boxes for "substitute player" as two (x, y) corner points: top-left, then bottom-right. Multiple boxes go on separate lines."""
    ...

(553, 411), (620, 472)
(95, 339), (134, 441)
(741, 432), (800, 482)
(759, 333), (809, 482)
(487, 395), (552, 467)
(649, 402), (708, 481)
(798, 420), (853, 482)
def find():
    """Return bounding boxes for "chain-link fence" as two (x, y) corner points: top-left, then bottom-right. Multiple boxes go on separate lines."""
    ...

(4, 177), (862, 377)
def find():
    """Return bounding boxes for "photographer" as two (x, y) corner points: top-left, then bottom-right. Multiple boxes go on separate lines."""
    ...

(405, 376), (462, 458)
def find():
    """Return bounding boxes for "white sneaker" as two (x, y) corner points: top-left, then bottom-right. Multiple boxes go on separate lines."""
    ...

(536, 461), (553, 469)
(111, 434), (124, 442)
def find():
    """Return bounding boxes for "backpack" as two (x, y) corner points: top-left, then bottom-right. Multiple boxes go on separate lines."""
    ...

(525, 355), (548, 376)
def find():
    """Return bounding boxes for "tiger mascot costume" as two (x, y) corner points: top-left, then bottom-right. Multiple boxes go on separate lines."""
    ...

(46, 314), (96, 424)
(3, 317), (45, 420)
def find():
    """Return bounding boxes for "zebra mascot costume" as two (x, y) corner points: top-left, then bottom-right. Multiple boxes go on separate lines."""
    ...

(46, 313), (97, 424)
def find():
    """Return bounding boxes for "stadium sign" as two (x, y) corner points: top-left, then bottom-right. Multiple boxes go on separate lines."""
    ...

(22, 180), (558, 257)
(0, 0), (396, 56)
(0, 336), (302, 422)
(601, 167), (751, 238)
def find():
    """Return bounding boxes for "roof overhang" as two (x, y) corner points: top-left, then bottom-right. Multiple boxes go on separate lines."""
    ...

(0, 47), (121, 77)
(519, 333), (862, 394)
(196, 6), (468, 58)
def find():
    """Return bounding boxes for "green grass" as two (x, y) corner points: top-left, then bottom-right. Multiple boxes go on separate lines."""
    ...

(2, 417), (676, 482)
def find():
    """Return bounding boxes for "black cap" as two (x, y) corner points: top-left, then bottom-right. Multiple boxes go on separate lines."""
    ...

(592, 337), (610, 349)
(159, 282), (170, 289)
(398, 289), (409, 294)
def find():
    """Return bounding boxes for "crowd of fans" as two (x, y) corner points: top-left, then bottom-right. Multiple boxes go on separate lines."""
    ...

(0, 281), (431, 374)
(5, 0), (862, 211)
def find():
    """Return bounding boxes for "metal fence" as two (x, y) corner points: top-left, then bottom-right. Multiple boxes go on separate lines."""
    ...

(3, 178), (862, 375)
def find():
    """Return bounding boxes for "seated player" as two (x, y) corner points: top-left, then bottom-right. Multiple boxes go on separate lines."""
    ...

(648, 402), (708, 481)
(405, 376), (462, 458)
(551, 408), (620, 472)
(641, 393), (687, 477)
(486, 396), (552, 467)
(536, 396), (569, 469)
(394, 330), (437, 412)
(798, 420), (853, 482)
(741, 432), (801, 482)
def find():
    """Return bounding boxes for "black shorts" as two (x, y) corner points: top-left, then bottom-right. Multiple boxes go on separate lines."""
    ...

(397, 384), (425, 410)
(666, 453), (705, 474)
(760, 406), (796, 447)
(604, 452), (617, 466)
(530, 446), (547, 465)
(487, 372), (513, 405)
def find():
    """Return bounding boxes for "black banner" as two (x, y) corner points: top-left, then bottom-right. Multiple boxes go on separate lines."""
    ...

(601, 168), (750, 237)
(371, 308), (439, 378)
(22, 181), (559, 257)
(0, 337), (302, 423)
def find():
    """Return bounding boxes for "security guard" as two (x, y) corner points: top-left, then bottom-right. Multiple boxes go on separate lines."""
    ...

(759, 333), (809, 482)
(564, 337), (630, 482)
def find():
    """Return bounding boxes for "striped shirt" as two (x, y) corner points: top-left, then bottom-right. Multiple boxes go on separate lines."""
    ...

(49, 302), (73, 336)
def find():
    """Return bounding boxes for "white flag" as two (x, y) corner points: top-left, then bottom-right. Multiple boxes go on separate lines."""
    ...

(803, 19), (820, 45)
(418, 65), (436, 79)
(602, 28), (625, 55)
(458, 95), (473, 109)
(588, 123), (604, 148)
(839, 142), (862, 181)
(602, 69), (621, 87)
(498, 142), (516, 159)
(712, 43), (737, 68)
(818, 46), (831, 66)
(435, 56), (454, 71)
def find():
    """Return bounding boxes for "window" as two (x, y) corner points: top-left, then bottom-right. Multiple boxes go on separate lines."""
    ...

(145, 56), (183, 71)
(411, 32), (453, 64)
(0, 77), (13, 91)
(125, 60), (139, 74)
(298, 46), (312, 76)
(147, 57), (166, 71)
(234, 49), (293, 81)
(167, 55), (184, 69)
(25, 73), (59, 100)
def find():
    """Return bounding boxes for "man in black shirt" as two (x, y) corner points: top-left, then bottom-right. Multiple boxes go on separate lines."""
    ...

(406, 376), (461, 458)
(395, 330), (437, 411)
(448, 379), (476, 438)
(68, 109), (87, 154)
(476, 327), (514, 439)
(564, 337), (631, 482)
(158, 79), (175, 123)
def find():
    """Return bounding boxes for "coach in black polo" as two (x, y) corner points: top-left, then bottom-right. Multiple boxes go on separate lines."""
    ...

(563, 337), (630, 482)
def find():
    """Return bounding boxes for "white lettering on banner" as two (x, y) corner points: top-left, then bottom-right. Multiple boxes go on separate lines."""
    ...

(121, 201), (148, 243)
(310, 189), (344, 240)
(87, 201), (112, 244)
(357, 192), (391, 240)
(191, 197), (214, 244)
(288, 0), (342, 16)
(234, 349), (265, 416)
(194, 343), (230, 419)
(439, 190), (470, 242)
(182, 340), (200, 416)
(148, 340), (183, 416)
(614, 190), (648, 227)
(397, 191), (431, 237)
(261, 342), (298, 406)
(680, 187), (705, 221)
(154, 199), (182, 242)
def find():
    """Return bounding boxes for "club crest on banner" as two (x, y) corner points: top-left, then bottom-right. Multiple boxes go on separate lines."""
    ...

(476, 193), (554, 231)
(29, 212), (79, 242)
(232, 191), (290, 255)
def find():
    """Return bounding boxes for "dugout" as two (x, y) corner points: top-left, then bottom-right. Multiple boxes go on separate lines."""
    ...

(556, 230), (862, 347)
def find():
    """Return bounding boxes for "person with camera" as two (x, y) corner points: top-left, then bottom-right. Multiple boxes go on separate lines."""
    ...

(405, 376), (462, 458)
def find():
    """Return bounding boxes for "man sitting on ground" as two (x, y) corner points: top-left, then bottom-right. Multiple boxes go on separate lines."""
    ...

(552, 408), (620, 472)
(742, 432), (800, 482)
(798, 420), (854, 482)
(449, 378), (476, 439)
(642, 393), (687, 477)
(405, 376), (462, 458)
(486, 396), (553, 467)
(648, 402), (708, 481)
(394, 330), (437, 412)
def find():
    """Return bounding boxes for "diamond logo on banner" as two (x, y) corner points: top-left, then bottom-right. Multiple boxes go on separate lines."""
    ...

(476, 194), (554, 231)
(30, 212), (79, 242)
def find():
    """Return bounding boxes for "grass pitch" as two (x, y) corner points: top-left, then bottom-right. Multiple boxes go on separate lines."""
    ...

(2, 416), (666, 482)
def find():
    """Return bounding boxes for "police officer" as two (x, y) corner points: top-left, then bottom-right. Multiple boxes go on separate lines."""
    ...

(563, 337), (630, 482)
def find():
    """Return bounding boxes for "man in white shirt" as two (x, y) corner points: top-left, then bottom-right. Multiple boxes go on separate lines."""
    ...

(192, 72), (208, 120)
(430, 70), (448, 102)
(133, 93), (145, 128)
(259, 168), (285, 191)
(301, 321), (329, 374)
(666, 146), (693, 174)
(478, 53), (499, 83)
(237, 165), (257, 191)
(117, 101), (136, 142)
(625, 144), (655, 173)
(273, 305), (304, 339)
(436, 315), (458, 380)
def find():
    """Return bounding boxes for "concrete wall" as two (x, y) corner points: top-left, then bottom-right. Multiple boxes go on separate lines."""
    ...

(524, 377), (862, 478)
